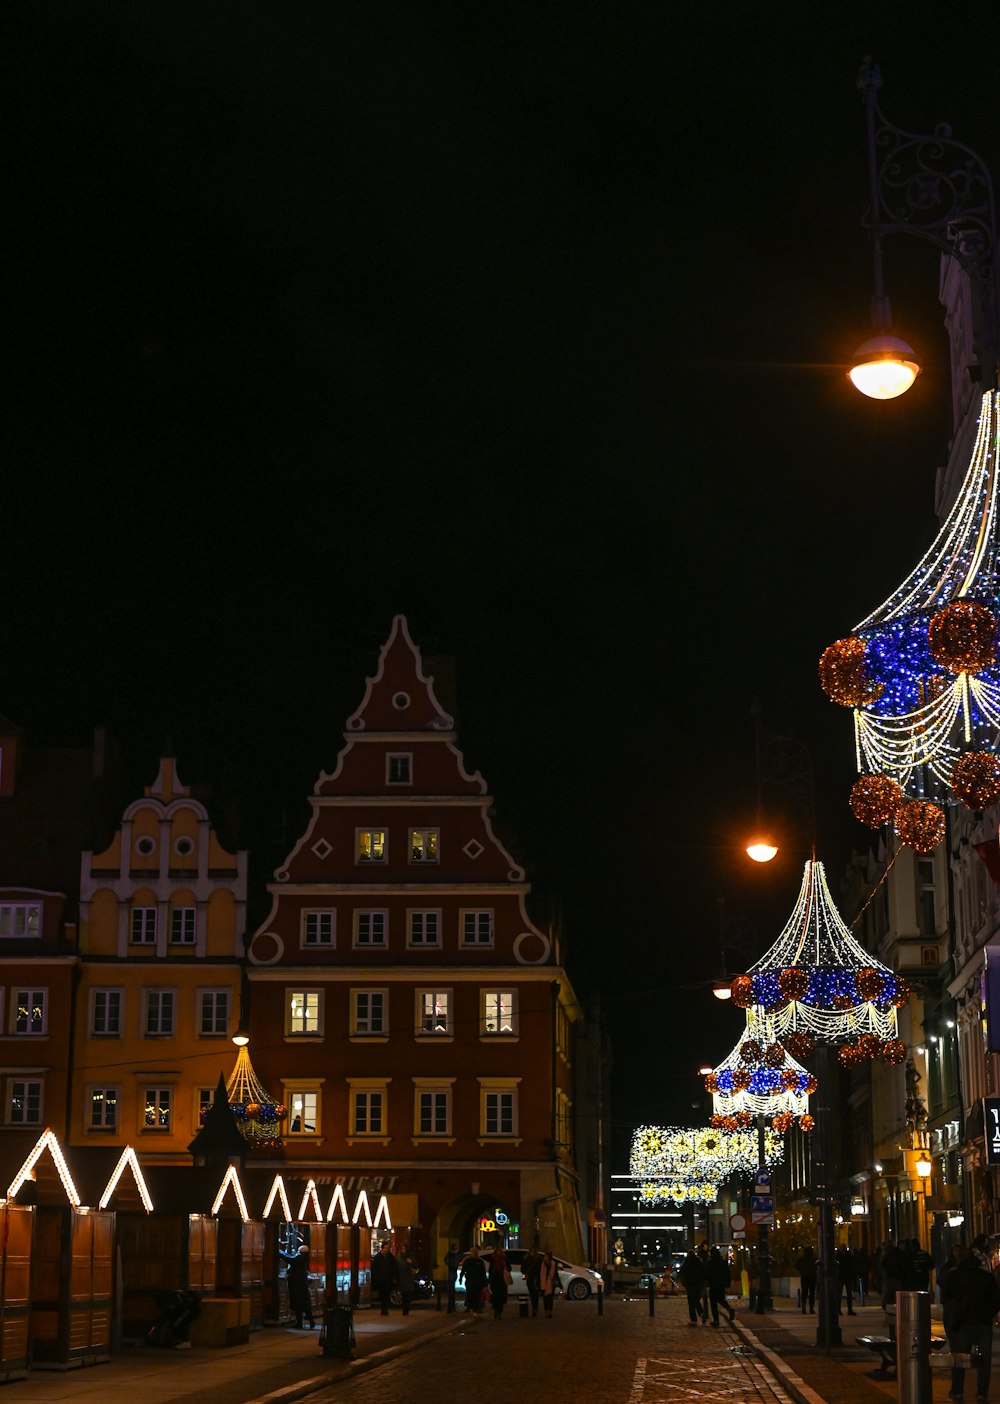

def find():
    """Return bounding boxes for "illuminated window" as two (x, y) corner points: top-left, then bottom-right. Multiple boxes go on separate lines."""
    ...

(14, 989), (46, 1035)
(417, 1088), (451, 1136)
(287, 989), (322, 1036)
(355, 910), (387, 947)
(407, 909), (441, 947)
(196, 1086), (214, 1123)
(386, 753), (412, 785)
(410, 828), (439, 863)
(8, 1079), (43, 1126)
(287, 1089), (319, 1135)
(0, 902), (41, 939)
(199, 989), (230, 1036)
(302, 910), (335, 947)
(417, 990), (452, 1036)
(91, 988), (123, 1036)
(131, 907), (157, 944)
(144, 1087), (172, 1130)
(461, 909), (494, 946)
(144, 989), (175, 1036)
(89, 1087), (118, 1130)
(170, 907), (196, 944)
(482, 990), (516, 1035)
(356, 829), (387, 863)
(352, 989), (387, 1036)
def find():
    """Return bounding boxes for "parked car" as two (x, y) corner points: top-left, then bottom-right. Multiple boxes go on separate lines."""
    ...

(457, 1249), (604, 1301)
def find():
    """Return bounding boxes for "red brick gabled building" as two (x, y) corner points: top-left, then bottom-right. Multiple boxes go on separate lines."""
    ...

(248, 616), (588, 1267)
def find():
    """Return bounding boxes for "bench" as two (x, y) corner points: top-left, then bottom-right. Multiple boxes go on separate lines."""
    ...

(858, 1330), (948, 1377)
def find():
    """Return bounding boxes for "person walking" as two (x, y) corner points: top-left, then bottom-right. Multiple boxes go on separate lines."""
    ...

(521, 1245), (542, 1317)
(707, 1247), (736, 1326)
(488, 1244), (510, 1319)
(459, 1245), (488, 1315)
(881, 1237), (906, 1308)
(371, 1241), (399, 1317)
(698, 1243), (711, 1322)
(444, 1242), (461, 1314)
(283, 1243), (315, 1329)
(397, 1244), (418, 1316)
(941, 1245), (1000, 1403)
(796, 1245), (817, 1314)
(678, 1249), (707, 1326)
(539, 1249), (560, 1319)
(911, 1238), (934, 1294)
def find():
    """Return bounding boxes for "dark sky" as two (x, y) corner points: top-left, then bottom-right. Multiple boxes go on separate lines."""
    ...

(6, 3), (1000, 1155)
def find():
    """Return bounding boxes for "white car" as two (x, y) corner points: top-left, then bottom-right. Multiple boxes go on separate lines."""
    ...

(459, 1248), (605, 1301)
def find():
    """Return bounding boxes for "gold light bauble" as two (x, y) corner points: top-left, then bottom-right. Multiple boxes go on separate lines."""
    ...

(803, 1074), (818, 1094)
(784, 1031), (815, 1060)
(739, 1040), (762, 1064)
(777, 967), (809, 1002)
(798, 1115), (815, 1132)
(772, 1112), (794, 1133)
(928, 600), (997, 674)
(838, 1043), (858, 1067)
(892, 981), (911, 1009)
(818, 636), (883, 707)
(780, 1068), (799, 1091)
(858, 1033), (880, 1059)
(730, 975), (754, 1009)
(731, 1068), (751, 1091)
(895, 800), (946, 854)
(855, 966), (884, 1002)
(951, 751), (1000, 810)
(710, 1114), (724, 1129)
(882, 1038), (907, 1065)
(703, 1073), (719, 1094)
(245, 1102), (261, 1118)
(850, 773), (904, 828)
(735, 1110), (753, 1129)
(723, 1115), (738, 1131)
(764, 1042), (785, 1068)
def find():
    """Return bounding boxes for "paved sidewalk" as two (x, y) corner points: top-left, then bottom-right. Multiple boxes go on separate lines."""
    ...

(0, 1304), (465, 1404)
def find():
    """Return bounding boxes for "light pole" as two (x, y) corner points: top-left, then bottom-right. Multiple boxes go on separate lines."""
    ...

(851, 57), (999, 399)
(754, 1114), (772, 1313)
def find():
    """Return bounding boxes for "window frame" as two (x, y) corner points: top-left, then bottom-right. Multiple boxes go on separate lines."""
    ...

(407, 908), (442, 949)
(131, 907), (157, 945)
(13, 988), (47, 1036)
(301, 909), (336, 948)
(460, 908), (495, 948)
(409, 827), (440, 864)
(478, 1078), (521, 1140)
(413, 1079), (454, 1139)
(354, 909), (388, 949)
(143, 988), (176, 1037)
(7, 1077), (43, 1127)
(386, 753), (412, 786)
(90, 987), (123, 1038)
(169, 906), (197, 945)
(481, 989), (518, 1036)
(286, 988), (323, 1037)
(285, 1087), (320, 1137)
(0, 902), (41, 940)
(143, 1086), (172, 1131)
(198, 988), (230, 1037)
(355, 828), (388, 864)
(88, 1085), (119, 1131)
(351, 988), (388, 1038)
(415, 989), (453, 1038)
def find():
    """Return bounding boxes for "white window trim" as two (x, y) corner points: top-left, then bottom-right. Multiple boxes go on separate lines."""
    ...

(12, 988), (48, 1036)
(143, 987), (177, 1038)
(89, 986), (124, 1038)
(169, 905), (197, 945)
(477, 1077), (522, 1143)
(353, 908), (388, 949)
(412, 1077), (455, 1143)
(386, 752), (413, 786)
(408, 827), (440, 864)
(0, 901), (42, 940)
(346, 1077), (391, 1145)
(355, 827), (388, 864)
(7, 1076), (44, 1127)
(351, 987), (389, 1040)
(197, 987), (231, 1038)
(415, 988), (453, 1040)
(283, 1083), (323, 1139)
(460, 908), (495, 948)
(286, 988), (324, 1039)
(142, 1086), (173, 1132)
(481, 989), (518, 1038)
(406, 907), (442, 949)
(86, 1084), (120, 1132)
(131, 907), (157, 944)
(301, 908), (336, 948)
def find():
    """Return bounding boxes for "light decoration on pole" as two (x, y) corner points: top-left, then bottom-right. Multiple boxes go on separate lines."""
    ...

(819, 391), (1000, 817)
(210, 1044), (286, 1146)
(726, 859), (908, 1061)
(703, 1012), (816, 1130)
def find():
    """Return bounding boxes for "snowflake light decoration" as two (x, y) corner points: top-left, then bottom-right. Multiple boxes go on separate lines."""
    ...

(629, 1123), (784, 1204)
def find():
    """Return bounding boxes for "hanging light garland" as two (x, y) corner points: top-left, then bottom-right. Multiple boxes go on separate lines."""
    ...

(706, 1010), (815, 1128)
(726, 860), (907, 1054)
(818, 391), (1000, 811)
(630, 1124), (785, 1203)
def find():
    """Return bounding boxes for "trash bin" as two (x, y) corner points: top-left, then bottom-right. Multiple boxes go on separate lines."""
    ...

(320, 1304), (355, 1360)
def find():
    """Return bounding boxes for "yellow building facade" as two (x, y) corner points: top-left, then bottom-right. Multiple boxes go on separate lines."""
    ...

(71, 758), (247, 1162)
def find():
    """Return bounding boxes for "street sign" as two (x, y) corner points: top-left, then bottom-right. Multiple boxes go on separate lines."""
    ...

(985, 1097), (1000, 1164)
(751, 1194), (774, 1227)
(754, 1170), (771, 1193)
(729, 1213), (746, 1232)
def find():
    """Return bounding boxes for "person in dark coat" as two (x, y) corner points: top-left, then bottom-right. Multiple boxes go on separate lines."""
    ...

(854, 1246), (871, 1303)
(941, 1246), (1000, 1402)
(881, 1238), (907, 1307)
(910, 1238), (934, 1293)
(796, 1246), (817, 1314)
(397, 1244), (418, 1316)
(458, 1246), (488, 1315)
(521, 1245), (542, 1317)
(707, 1247), (736, 1326)
(444, 1243), (462, 1314)
(836, 1245), (856, 1315)
(282, 1243), (315, 1329)
(371, 1242), (399, 1316)
(488, 1245), (510, 1319)
(678, 1249), (707, 1326)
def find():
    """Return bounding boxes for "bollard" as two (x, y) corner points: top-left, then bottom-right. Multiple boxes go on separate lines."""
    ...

(896, 1291), (931, 1404)
(648, 1279), (655, 1317)
(597, 1283), (603, 1317)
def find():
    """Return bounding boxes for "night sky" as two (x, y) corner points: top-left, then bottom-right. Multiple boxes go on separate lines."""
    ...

(7, 4), (1000, 1158)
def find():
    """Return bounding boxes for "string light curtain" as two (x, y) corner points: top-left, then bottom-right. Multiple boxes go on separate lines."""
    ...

(630, 1124), (785, 1203)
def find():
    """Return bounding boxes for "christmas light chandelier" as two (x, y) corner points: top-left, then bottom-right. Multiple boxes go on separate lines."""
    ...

(819, 392), (1000, 821)
(209, 1045), (286, 1146)
(704, 1010), (816, 1131)
(723, 860), (909, 1070)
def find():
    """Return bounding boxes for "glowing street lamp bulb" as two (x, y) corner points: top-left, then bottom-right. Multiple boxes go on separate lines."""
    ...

(915, 1154), (932, 1178)
(712, 981), (733, 1001)
(848, 335), (921, 400)
(746, 839), (778, 863)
